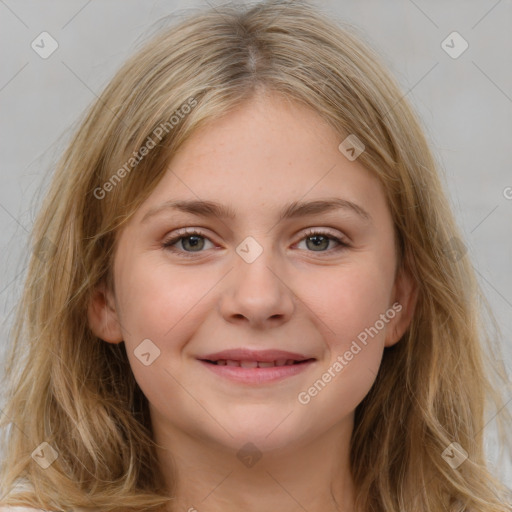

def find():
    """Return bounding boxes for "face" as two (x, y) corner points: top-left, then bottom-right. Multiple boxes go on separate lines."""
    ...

(88, 92), (416, 455)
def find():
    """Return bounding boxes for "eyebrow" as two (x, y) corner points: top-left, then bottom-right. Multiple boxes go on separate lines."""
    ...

(141, 197), (372, 224)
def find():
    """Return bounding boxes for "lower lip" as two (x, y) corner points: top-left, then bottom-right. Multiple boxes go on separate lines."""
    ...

(198, 360), (315, 384)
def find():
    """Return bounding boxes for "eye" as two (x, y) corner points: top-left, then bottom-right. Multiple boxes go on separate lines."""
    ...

(161, 227), (350, 258)
(295, 228), (350, 253)
(162, 228), (215, 257)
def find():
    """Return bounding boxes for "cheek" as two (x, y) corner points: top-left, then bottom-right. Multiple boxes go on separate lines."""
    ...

(114, 253), (222, 381)
(296, 263), (393, 427)
(317, 258), (394, 342)
(116, 252), (200, 333)
(113, 256), (210, 404)
(307, 254), (395, 405)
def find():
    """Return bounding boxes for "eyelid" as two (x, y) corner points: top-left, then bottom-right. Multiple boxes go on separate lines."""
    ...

(161, 226), (350, 257)
(162, 227), (213, 246)
(300, 227), (349, 243)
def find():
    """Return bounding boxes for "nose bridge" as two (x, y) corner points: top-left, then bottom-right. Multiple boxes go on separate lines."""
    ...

(235, 235), (267, 266)
(220, 234), (295, 326)
(234, 234), (282, 292)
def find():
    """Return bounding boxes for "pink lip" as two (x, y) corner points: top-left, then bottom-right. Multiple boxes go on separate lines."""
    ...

(199, 348), (312, 362)
(198, 359), (315, 384)
(197, 348), (316, 384)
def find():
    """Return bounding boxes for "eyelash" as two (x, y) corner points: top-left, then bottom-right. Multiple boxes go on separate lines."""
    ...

(161, 227), (350, 258)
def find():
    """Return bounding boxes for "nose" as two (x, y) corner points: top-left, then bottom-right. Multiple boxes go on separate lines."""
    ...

(219, 246), (295, 329)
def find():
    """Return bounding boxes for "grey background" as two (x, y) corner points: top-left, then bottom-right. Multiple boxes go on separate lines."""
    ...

(0, 0), (511, 486)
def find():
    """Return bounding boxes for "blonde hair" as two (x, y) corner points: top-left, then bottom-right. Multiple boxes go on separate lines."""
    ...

(1, 1), (510, 510)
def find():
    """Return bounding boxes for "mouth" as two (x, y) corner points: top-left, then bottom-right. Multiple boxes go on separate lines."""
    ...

(197, 349), (317, 384)
(200, 358), (315, 368)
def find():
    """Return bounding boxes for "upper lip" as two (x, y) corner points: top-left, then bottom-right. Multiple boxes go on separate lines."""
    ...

(198, 349), (315, 362)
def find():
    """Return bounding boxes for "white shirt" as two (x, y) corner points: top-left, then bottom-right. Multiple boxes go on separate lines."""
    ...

(0, 508), (92, 512)
(0, 508), (49, 512)
(0, 506), (91, 511)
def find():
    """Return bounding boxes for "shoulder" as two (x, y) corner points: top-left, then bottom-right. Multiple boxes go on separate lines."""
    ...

(0, 507), (91, 512)
(0, 508), (91, 512)
(0, 508), (49, 512)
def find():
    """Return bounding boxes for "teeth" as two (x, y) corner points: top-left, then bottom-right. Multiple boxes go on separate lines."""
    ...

(211, 359), (302, 367)
(240, 360), (258, 368)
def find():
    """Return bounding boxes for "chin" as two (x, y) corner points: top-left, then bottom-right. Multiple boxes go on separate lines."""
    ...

(207, 416), (308, 456)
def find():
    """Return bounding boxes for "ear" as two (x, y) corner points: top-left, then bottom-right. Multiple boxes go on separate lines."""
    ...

(87, 280), (124, 344)
(384, 267), (418, 348)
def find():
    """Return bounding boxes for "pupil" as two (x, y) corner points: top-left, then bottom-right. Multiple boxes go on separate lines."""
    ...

(184, 236), (203, 251)
(307, 235), (328, 251)
(182, 235), (329, 252)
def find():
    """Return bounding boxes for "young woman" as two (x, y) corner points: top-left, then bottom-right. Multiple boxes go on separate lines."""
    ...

(1, 1), (510, 511)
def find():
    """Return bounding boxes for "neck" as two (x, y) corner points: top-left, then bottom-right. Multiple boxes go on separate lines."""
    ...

(152, 413), (357, 512)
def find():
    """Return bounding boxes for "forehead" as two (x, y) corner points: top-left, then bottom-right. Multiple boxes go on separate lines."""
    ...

(135, 94), (389, 225)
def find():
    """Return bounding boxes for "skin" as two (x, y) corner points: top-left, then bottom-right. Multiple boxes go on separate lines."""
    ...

(88, 90), (417, 512)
